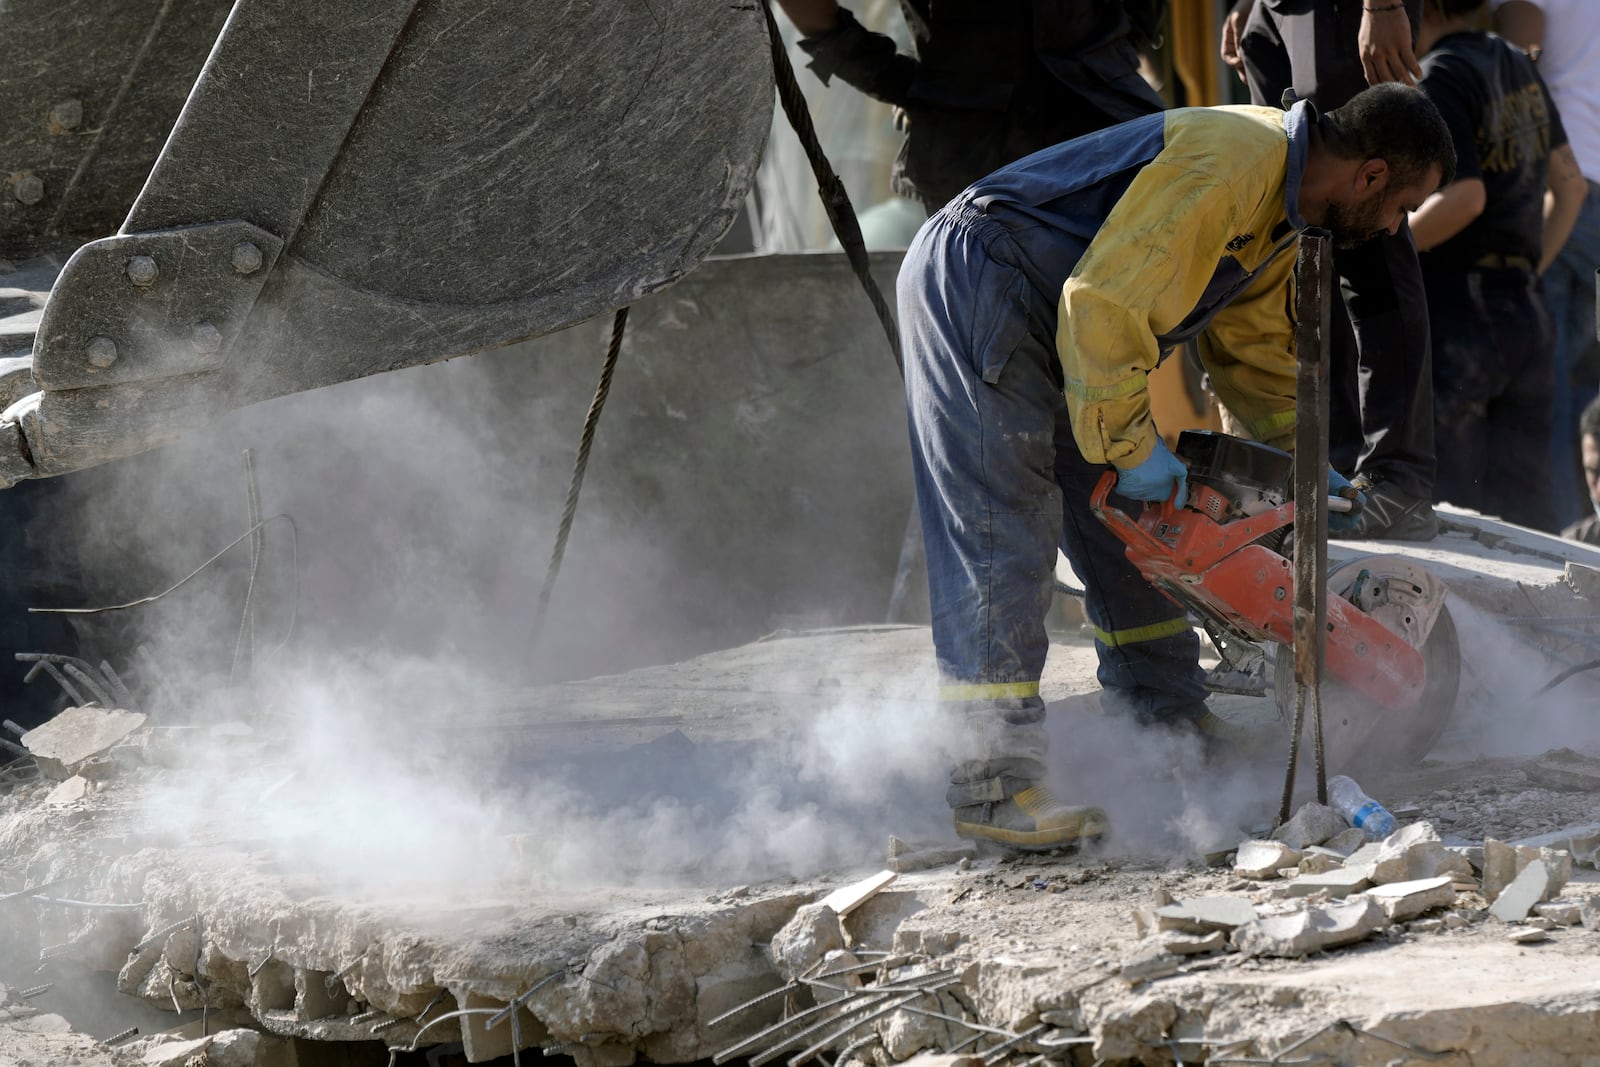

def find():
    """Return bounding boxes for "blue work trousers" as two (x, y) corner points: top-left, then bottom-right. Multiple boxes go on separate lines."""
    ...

(898, 202), (1207, 772)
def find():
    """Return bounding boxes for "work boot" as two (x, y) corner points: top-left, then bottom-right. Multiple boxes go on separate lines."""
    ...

(1334, 473), (1438, 541)
(949, 776), (1109, 853)
(940, 758), (1107, 851)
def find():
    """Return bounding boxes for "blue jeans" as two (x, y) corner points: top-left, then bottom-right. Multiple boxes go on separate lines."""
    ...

(898, 202), (1208, 780)
(1546, 183), (1600, 526)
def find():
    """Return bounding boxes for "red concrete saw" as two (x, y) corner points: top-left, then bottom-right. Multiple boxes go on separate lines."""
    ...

(1090, 430), (1460, 771)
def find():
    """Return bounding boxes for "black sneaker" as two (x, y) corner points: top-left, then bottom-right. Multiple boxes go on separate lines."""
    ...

(1333, 473), (1439, 541)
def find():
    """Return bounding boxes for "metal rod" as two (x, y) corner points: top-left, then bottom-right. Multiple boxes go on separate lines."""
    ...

(709, 980), (798, 1028)
(134, 914), (197, 954)
(784, 991), (939, 1067)
(487, 969), (565, 1029)
(99, 661), (136, 710)
(406, 1008), (501, 1052)
(104, 1026), (139, 1045)
(980, 1023), (1049, 1065)
(61, 662), (114, 708)
(372, 1017), (407, 1034)
(19, 984), (51, 999)
(30, 896), (144, 910)
(1282, 227), (1333, 825)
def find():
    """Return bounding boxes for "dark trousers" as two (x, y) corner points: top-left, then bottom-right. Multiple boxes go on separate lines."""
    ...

(1240, 0), (1435, 500)
(1427, 268), (1558, 531)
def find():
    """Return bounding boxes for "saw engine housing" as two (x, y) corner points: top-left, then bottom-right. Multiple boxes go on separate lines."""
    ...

(1090, 431), (1459, 767)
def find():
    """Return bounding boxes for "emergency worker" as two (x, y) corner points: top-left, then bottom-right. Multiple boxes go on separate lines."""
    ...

(1411, 0), (1586, 531)
(900, 85), (1454, 850)
(1229, 0), (1444, 541)
(774, 0), (1166, 213)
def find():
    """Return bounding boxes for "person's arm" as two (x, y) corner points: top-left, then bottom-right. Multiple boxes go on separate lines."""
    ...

(1408, 179), (1488, 251)
(1542, 143), (1587, 272)
(780, 2), (917, 107)
(1359, 3), (1423, 86)
(1058, 161), (1266, 467)
(1492, 0), (1545, 59)
(1220, 0), (1256, 84)
(775, 0), (839, 35)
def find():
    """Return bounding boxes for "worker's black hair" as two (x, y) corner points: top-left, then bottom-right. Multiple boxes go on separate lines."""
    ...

(1435, 0), (1488, 19)
(1581, 393), (1600, 441)
(1323, 82), (1457, 190)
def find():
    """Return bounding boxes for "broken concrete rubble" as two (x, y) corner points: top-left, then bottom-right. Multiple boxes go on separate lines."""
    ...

(1367, 822), (1474, 885)
(1234, 840), (1302, 879)
(1365, 876), (1457, 921)
(1231, 896), (1387, 957)
(1491, 861), (1557, 922)
(0, 628), (1594, 1066)
(21, 705), (146, 780)
(1272, 803), (1346, 851)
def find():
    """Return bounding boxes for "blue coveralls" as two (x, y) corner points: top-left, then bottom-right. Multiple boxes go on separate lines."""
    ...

(898, 103), (1313, 796)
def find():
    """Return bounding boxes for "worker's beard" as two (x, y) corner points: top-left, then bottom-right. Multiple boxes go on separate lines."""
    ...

(1321, 199), (1387, 250)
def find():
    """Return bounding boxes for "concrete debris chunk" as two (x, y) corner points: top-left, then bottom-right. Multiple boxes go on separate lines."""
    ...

(1341, 842), (1385, 880)
(1581, 896), (1600, 930)
(1489, 860), (1552, 923)
(820, 870), (897, 916)
(769, 901), (844, 980)
(1322, 827), (1367, 856)
(1284, 869), (1372, 899)
(1507, 927), (1550, 945)
(1481, 838), (1529, 902)
(1153, 896), (1259, 934)
(1522, 748), (1600, 792)
(21, 706), (147, 781)
(1234, 840), (1302, 880)
(1231, 896), (1386, 958)
(1272, 803), (1347, 851)
(1159, 930), (1226, 955)
(887, 836), (976, 874)
(43, 775), (91, 806)
(1368, 822), (1472, 885)
(1407, 918), (1444, 934)
(1297, 852), (1343, 875)
(1118, 941), (1183, 982)
(1444, 911), (1471, 930)
(1534, 900), (1584, 926)
(1483, 839), (1573, 904)
(898, 1056), (982, 1067)
(1364, 876), (1457, 921)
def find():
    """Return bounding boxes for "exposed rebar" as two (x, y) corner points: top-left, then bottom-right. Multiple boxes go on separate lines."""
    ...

(487, 968), (565, 1029)
(134, 914), (197, 954)
(19, 984), (51, 999)
(104, 1026), (139, 1045)
(406, 1008), (501, 1052)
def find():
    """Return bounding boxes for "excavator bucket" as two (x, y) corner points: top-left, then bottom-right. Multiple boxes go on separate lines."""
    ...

(0, 0), (771, 483)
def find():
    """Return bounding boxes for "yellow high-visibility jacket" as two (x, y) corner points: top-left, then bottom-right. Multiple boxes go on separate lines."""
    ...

(968, 101), (1315, 467)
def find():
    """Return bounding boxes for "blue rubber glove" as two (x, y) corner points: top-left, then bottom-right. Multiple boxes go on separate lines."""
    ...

(1115, 438), (1188, 508)
(1327, 468), (1368, 535)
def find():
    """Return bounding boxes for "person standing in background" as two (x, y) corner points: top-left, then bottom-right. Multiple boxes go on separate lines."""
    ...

(1493, 0), (1600, 527)
(773, 0), (1167, 214)
(1224, 0), (1443, 542)
(1409, 0), (1585, 531)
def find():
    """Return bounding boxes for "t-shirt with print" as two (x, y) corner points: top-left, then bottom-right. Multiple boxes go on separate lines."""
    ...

(1419, 31), (1569, 268)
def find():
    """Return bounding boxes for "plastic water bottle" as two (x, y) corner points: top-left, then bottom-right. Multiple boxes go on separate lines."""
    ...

(1326, 774), (1398, 840)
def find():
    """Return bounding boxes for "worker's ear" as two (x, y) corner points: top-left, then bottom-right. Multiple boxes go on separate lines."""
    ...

(1356, 157), (1391, 195)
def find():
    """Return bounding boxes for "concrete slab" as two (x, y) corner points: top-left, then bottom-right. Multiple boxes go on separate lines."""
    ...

(21, 706), (146, 780)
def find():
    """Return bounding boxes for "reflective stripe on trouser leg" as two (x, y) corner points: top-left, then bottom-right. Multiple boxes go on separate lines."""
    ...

(900, 208), (1059, 790)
